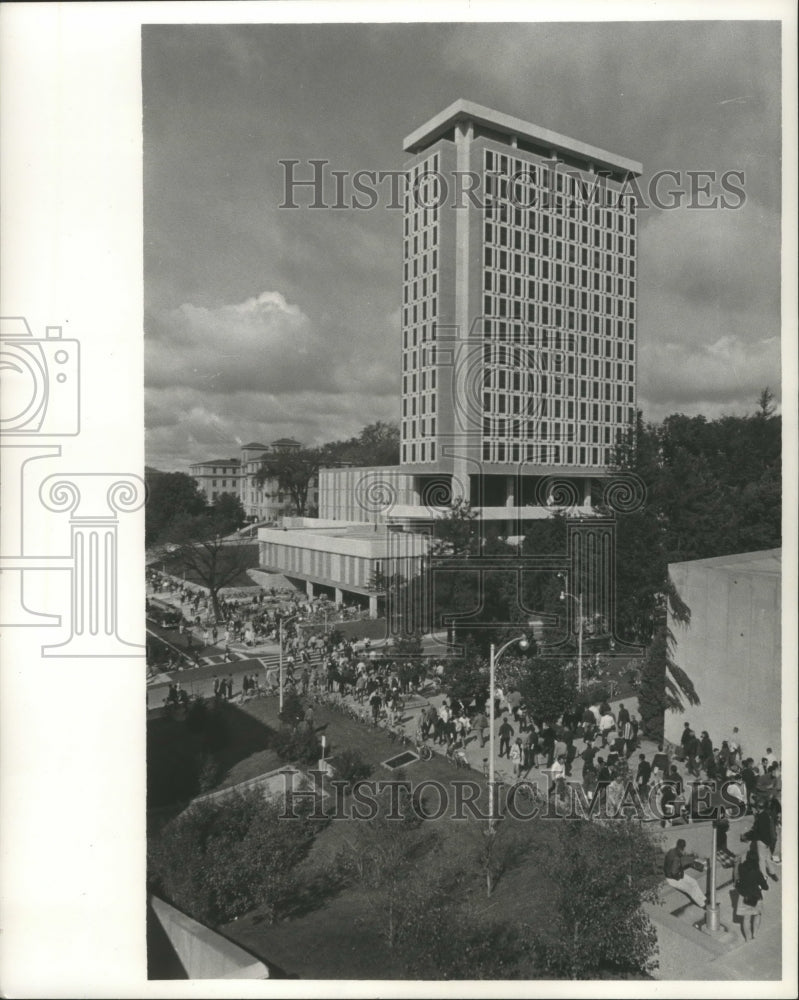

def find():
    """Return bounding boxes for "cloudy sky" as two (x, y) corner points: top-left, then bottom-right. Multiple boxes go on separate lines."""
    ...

(143, 20), (782, 472)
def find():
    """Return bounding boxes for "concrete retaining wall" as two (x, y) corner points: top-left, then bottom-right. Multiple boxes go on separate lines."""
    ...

(666, 550), (781, 760)
(149, 896), (269, 979)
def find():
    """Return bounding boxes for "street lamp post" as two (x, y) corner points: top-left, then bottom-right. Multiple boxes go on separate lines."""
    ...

(279, 613), (299, 713)
(700, 803), (731, 940)
(558, 580), (583, 691)
(488, 634), (531, 832)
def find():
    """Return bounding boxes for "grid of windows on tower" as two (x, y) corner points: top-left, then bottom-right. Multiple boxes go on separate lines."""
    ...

(401, 151), (440, 464)
(399, 143), (637, 468)
(480, 147), (636, 467)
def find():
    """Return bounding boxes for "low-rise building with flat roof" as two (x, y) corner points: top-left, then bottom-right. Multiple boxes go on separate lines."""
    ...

(258, 519), (431, 618)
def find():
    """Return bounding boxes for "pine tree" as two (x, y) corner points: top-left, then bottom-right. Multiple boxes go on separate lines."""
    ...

(638, 621), (668, 741)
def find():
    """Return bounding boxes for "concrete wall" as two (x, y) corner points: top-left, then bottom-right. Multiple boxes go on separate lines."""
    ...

(149, 896), (269, 979)
(318, 466), (418, 522)
(665, 551), (781, 760)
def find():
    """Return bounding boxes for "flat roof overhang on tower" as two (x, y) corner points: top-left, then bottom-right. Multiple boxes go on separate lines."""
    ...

(403, 99), (642, 178)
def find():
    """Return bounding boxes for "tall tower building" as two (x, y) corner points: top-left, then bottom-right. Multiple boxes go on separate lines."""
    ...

(399, 100), (641, 512)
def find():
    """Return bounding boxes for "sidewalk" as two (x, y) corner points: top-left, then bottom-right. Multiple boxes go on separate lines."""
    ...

(649, 813), (782, 979)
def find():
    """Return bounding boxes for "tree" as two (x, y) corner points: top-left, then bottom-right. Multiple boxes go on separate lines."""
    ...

(613, 397), (780, 569)
(337, 793), (537, 978)
(210, 492), (247, 535)
(352, 420), (400, 466)
(337, 786), (430, 950)
(510, 654), (578, 723)
(532, 820), (661, 979)
(638, 612), (700, 741)
(403, 901), (536, 979)
(148, 790), (319, 926)
(145, 469), (207, 548)
(320, 420), (400, 467)
(167, 520), (258, 619)
(757, 386), (776, 418)
(430, 497), (481, 556)
(254, 446), (322, 517)
(441, 644), (489, 710)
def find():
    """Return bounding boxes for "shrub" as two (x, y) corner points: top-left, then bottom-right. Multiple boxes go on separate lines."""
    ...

(185, 697), (209, 733)
(583, 682), (610, 706)
(279, 691), (305, 726)
(332, 748), (373, 791)
(197, 752), (223, 793)
(274, 725), (321, 765)
(531, 820), (661, 978)
(149, 790), (318, 926)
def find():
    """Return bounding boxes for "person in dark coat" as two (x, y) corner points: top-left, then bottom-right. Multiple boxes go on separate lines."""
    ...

(684, 730), (700, 776)
(713, 805), (730, 852)
(594, 757), (611, 808)
(735, 844), (769, 941)
(581, 741), (598, 778)
(540, 722), (556, 767)
(744, 799), (778, 880)
(498, 716), (515, 758)
(652, 743), (669, 775)
(741, 758), (758, 812)
(636, 753), (652, 797)
(699, 731), (714, 771)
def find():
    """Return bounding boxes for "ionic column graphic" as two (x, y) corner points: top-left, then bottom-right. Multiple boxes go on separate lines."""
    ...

(39, 474), (146, 657)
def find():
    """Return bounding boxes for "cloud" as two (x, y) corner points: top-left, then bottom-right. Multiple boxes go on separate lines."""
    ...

(146, 291), (323, 394)
(145, 285), (403, 469)
(639, 203), (779, 324)
(142, 23), (783, 471)
(636, 202), (780, 419)
(639, 333), (780, 421)
(145, 379), (399, 472)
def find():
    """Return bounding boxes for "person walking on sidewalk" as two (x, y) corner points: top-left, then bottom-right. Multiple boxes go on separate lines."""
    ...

(498, 716), (515, 758)
(743, 797), (779, 881)
(471, 710), (489, 749)
(735, 843), (769, 942)
(636, 753), (652, 798)
(664, 839), (706, 909)
(510, 738), (523, 778)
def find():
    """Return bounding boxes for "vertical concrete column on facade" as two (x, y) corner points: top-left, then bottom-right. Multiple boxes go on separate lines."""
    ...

(451, 117), (475, 503)
(306, 580), (315, 599)
(582, 478), (592, 507)
(505, 475), (516, 508)
(368, 595), (378, 619)
(334, 587), (343, 605)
